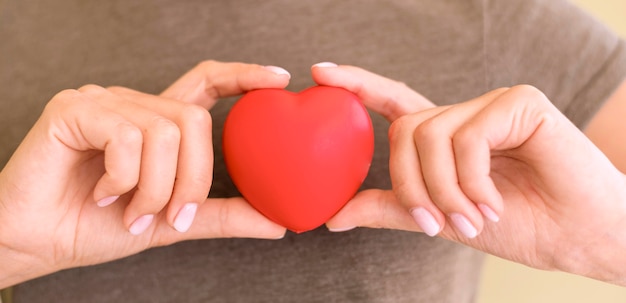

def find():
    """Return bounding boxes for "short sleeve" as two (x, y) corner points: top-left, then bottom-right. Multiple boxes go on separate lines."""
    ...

(483, 0), (626, 128)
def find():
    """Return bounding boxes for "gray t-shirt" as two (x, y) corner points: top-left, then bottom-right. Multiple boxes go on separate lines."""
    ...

(1, 0), (625, 302)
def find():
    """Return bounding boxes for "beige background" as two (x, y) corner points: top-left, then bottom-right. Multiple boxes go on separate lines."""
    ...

(476, 1), (626, 302)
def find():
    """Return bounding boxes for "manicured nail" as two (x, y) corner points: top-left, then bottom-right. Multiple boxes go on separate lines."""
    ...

(450, 213), (478, 239)
(410, 207), (441, 237)
(129, 214), (154, 235)
(313, 62), (338, 68)
(264, 65), (291, 78)
(173, 203), (198, 233)
(328, 226), (357, 232)
(478, 204), (500, 223)
(272, 231), (287, 240)
(96, 196), (119, 207)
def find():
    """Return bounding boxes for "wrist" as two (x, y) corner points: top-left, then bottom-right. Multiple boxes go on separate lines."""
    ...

(0, 185), (58, 288)
(575, 216), (626, 286)
(0, 242), (54, 288)
(558, 174), (626, 286)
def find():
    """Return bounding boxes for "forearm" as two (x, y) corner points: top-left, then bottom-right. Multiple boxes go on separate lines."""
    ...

(578, 80), (626, 284)
(577, 217), (626, 286)
(0, 244), (52, 289)
(0, 174), (55, 288)
(558, 174), (626, 286)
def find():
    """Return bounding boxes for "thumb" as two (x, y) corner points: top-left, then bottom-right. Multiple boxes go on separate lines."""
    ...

(311, 62), (434, 122)
(326, 189), (422, 233)
(161, 61), (291, 109)
(153, 197), (287, 244)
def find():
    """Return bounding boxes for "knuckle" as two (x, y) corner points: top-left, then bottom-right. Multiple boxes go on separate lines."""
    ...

(48, 89), (81, 108)
(413, 118), (441, 144)
(150, 116), (181, 143)
(105, 85), (130, 94)
(388, 115), (413, 142)
(52, 88), (82, 101)
(114, 122), (143, 147)
(77, 84), (107, 94)
(509, 84), (547, 103)
(180, 104), (212, 128)
(197, 59), (218, 71)
(452, 126), (477, 148)
(45, 89), (91, 115)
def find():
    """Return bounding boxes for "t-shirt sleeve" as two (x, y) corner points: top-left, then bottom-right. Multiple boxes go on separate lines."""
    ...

(483, 0), (626, 128)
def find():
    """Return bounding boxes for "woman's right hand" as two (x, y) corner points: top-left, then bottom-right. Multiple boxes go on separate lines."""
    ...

(0, 61), (290, 288)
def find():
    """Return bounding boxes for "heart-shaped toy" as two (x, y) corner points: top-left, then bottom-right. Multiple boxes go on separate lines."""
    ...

(223, 86), (374, 233)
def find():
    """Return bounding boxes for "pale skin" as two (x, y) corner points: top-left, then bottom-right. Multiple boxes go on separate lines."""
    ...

(0, 61), (290, 288)
(314, 63), (626, 286)
(1, 60), (626, 289)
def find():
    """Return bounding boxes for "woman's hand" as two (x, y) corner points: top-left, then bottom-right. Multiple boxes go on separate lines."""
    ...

(314, 63), (626, 285)
(0, 61), (290, 288)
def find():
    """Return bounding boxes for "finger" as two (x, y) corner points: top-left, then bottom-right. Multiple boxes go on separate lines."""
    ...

(92, 121), (143, 207)
(151, 197), (287, 244)
(472, 85), (554, 151)
(415, 109), (483, 239)
(388, 110), (448, 236)
(454, 86), (553, 218)
(124, 114), (180, 234)
(50, 88), (142, 205)
(325, 189), (422, 232)
(323, 189), (498, 251)
(310, 62), (434, 122)
(324, 189), (473, 242)
(110, 87), (214, 232)
(161, 60), (291, 109)
(414, 89), (509, 239)
(80, 87), (182, 234)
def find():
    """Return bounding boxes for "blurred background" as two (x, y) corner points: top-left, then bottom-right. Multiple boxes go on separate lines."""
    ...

(476, 1), (626, 302)
(0, 1), (624, 303)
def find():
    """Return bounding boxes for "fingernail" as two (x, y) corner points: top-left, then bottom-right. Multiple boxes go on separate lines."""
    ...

(327, 226), (357, 232)
(410, 207), (441, 237)
(313, 62), (338, 68)
(478, 204), (500, 223)
(264, 65), (291, 78)
(96, 195), (119, 207)
(129, 214), (154, 235)
(450, 213), (478, 239)
(272, 231), (287, 240)
(173, 203), (198, 233)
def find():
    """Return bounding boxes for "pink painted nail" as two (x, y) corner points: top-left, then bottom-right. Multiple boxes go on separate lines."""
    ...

(478, 204), (500, 223)
(129, 214), (154, 235)
(450, 213), (478, 239)
(173, 203), (198, 233)
(264, 65), (291, 78)
(313, 62), (338, 68)
(410, 207), (441, 237)
(96, 196), (119, 207)
(328, 226), (357, 232)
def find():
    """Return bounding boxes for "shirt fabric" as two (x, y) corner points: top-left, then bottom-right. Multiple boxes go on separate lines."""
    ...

(1, 0), (625, 302)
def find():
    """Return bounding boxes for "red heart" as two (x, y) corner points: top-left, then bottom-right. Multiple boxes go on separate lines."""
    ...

(223, 86), (374, 233)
